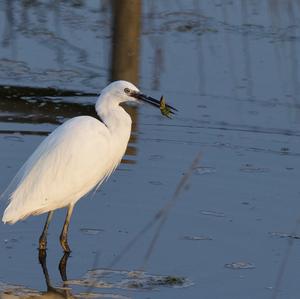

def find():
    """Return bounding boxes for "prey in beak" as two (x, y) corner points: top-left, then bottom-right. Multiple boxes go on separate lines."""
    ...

(127, 89), (177, 118)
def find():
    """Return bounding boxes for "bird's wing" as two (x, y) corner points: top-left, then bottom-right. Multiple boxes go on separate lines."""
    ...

(2, 116), (113, 223)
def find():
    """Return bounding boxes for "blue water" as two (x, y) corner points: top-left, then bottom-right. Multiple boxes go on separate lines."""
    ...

(0, 1), (300, 298)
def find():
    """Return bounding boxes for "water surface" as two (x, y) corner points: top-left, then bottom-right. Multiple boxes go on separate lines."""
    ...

(0, 1), (300, 298)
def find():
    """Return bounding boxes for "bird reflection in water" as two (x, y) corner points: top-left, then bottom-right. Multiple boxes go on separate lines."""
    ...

(0, 250), (73, 299)
(38, 249), (71, 298)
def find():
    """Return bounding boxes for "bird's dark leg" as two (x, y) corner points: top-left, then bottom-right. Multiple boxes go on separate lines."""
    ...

(60, 204), (74, 253)
(39, 211), (54, 250)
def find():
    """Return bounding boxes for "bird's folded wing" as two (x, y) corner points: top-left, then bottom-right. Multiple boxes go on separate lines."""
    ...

(2, 116), (111, 223)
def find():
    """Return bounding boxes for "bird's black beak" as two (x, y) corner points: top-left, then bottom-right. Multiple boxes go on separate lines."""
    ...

(130, 91), (177, 114)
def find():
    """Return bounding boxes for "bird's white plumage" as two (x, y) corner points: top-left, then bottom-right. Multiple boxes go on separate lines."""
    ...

(2, 80), (138, 224)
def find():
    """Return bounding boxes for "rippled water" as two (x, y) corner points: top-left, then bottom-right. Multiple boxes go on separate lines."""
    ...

(0, 1), (300, 298)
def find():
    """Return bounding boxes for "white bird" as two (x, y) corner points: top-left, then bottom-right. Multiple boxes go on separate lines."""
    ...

(1, 80), (176, 252)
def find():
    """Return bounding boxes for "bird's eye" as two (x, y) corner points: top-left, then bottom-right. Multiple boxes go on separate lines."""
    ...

(124, 88), (130, 94)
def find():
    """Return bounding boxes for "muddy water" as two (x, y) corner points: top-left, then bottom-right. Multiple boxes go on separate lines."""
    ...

(0, 1), (300, 298)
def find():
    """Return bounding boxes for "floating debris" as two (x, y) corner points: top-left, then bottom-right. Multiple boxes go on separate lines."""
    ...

(80, 228), (104, 235)
(68, 269), (192, 290)
(199, 210), (225, 218)
(193, 166), (216, 175)
(182, 235), (212, 241)
(225, 261), (255, 270)
(153, 276), (186, 286)
(280, 147), (289, 154)
(240, 164), (269, 173)
(268, 231), (300, 240)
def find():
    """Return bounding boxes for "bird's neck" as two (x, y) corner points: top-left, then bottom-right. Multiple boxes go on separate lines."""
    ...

(95, 95), (132, 142)
(95, 95), (132, 171)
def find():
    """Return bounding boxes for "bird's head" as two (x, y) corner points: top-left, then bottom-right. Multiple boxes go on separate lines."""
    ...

(99, 80), (176, 113)
(100, 80), (140, 104)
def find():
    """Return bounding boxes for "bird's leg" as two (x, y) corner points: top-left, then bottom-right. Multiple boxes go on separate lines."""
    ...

(39, 211), (54, 250)
(60, 204), (74, 253)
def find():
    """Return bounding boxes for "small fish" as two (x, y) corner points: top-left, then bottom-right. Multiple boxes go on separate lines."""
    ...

(159, 96), (172, 118)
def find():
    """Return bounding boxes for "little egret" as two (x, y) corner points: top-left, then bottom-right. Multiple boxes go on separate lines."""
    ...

(1, 80), (176, 252)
